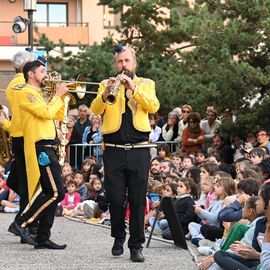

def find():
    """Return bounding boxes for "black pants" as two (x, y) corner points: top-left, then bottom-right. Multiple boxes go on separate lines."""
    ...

(6, 137), (28, 218)
(214, 250), (259, 270)
(200, 224), (224, 241)
(103, 147), (150, 250)
(17, 146), (65, 242)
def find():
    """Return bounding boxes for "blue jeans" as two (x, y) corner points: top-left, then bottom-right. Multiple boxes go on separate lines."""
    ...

(0, 189), (9, 203)
(149, 216), (169, 231)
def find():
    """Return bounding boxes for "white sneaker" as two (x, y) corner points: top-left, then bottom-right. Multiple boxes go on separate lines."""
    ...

(185, 232), (191, 239)
(198, 239), (215, 247)
(197, 246), (215, 256)
(4, 206), (19, 213)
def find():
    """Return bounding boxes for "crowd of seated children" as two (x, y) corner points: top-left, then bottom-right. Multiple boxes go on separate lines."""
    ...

(213, 184), (269, 270)
(162, 178), (200, 240)
(189, 177), (235, 246)
(198, 196), (260, 270)
(70, 177), (108, 221)
(218, 178), (261, 224)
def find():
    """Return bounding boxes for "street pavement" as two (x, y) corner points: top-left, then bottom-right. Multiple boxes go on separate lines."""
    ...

(0, 213), (198, 270)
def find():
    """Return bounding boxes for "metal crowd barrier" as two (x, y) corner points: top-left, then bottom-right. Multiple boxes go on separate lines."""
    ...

(67, 141), (180, 169)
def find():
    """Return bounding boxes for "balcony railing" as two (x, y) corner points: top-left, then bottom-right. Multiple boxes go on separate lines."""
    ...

(0, 21), (89, 46)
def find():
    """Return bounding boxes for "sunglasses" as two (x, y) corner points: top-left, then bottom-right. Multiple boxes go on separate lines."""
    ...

(182, 110), (191, 113)
(257, 133), (267, 137)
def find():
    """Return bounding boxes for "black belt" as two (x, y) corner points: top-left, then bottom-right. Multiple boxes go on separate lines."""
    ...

(104, 142), (157, 150)
(36, 144), (58, 150)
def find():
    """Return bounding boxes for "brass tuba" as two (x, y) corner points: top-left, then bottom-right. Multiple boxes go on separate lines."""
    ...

(0, 105), (13, 166)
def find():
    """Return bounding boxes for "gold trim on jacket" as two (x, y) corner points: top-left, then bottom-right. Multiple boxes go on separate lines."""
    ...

(90, 76), (159, 134)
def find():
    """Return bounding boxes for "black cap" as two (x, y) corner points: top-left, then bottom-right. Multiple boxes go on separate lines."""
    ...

(25, 48), (33, 53)
(114, 43), (125, 54)
(36, 56), (47, 66)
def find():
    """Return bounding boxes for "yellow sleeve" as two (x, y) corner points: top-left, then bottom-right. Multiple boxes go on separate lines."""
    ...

(1, 119), (11, 132)
(132, 79), (160, 113)
(20, 90), (64, 119)
(90, 80), (107, 115)
(54, 100), (65, 121)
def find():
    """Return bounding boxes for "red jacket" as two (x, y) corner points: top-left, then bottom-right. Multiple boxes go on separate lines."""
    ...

(182, 127), (205, 154)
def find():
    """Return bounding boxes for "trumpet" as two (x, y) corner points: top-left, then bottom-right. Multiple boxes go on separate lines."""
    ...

(105, 71), (126, 105)
(44, 72), (98, 100)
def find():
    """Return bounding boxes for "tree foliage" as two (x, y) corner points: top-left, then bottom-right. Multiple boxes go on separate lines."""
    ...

(39, 0), (270, 134)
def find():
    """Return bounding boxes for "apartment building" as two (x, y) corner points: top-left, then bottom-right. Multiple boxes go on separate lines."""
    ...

(0, 0), (121, 106)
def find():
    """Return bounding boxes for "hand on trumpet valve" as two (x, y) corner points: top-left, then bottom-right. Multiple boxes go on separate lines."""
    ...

(55, 83), (69, 97)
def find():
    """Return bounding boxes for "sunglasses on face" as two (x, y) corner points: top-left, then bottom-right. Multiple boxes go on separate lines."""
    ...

(182, 110), (191, 113)
(257, 133), (267, 137)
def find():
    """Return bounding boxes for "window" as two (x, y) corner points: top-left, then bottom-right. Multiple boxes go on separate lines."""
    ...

(103, 5), (121, 29)
(33, 3), (68, 27)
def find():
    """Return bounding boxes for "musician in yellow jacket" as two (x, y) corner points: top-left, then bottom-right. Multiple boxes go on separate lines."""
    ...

(0, 50), (34, 233)
(9, 58), (68, 250)
(91, 45), (159, 262)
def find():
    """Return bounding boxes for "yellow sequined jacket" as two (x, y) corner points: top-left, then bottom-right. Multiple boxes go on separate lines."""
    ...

(19, 84), (64, 202)
(1, 73), (25, 137)
(90, 76), (160, 134)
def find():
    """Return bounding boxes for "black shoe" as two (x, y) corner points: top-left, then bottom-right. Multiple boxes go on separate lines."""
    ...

(130, 248), (145, 263)
(8, 222), (19, 236)
(111, 238), (125, 256)
(9, 222), (36, 246)
(34, 240), (67, 250)
(20, 235), (37, 244)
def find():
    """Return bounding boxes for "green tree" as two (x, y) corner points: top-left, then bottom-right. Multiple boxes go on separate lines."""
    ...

(38, 35), (116, 106)
(39, 0), (270, 134)
(100, 0), (270, 133)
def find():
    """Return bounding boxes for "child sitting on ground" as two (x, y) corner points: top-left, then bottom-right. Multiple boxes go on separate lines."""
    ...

(0, 173), (9, 204)
(74, 170), (88, 201)
(196, 175), (216, 209)
(61, 180), (81, 216)
(1, 189), (20, 213)
(189, 177), (235, 246)
(72, 178), (108, 220)
(148, 182), (178, 235)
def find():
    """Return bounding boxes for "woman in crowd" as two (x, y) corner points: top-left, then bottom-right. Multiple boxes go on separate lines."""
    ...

(182, 112), (205, 155)
(82, 114), (102, 163)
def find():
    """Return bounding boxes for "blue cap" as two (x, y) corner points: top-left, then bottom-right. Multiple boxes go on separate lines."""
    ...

(36, 56), (47, 66)
(25, 48), (33, 53)
(114, 43), (125, 54)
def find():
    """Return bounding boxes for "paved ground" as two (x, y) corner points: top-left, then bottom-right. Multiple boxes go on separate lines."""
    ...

(0, 213), (198, 270)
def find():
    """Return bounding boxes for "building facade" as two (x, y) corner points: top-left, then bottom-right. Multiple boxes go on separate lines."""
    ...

(0, 0), (121, 106)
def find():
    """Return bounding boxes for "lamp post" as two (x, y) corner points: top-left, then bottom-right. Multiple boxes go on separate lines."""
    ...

(24, 0), (36, 50)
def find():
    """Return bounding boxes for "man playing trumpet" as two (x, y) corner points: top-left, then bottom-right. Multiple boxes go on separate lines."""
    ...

(91, 45), (159, 262)
(9, 57), (69, 249)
